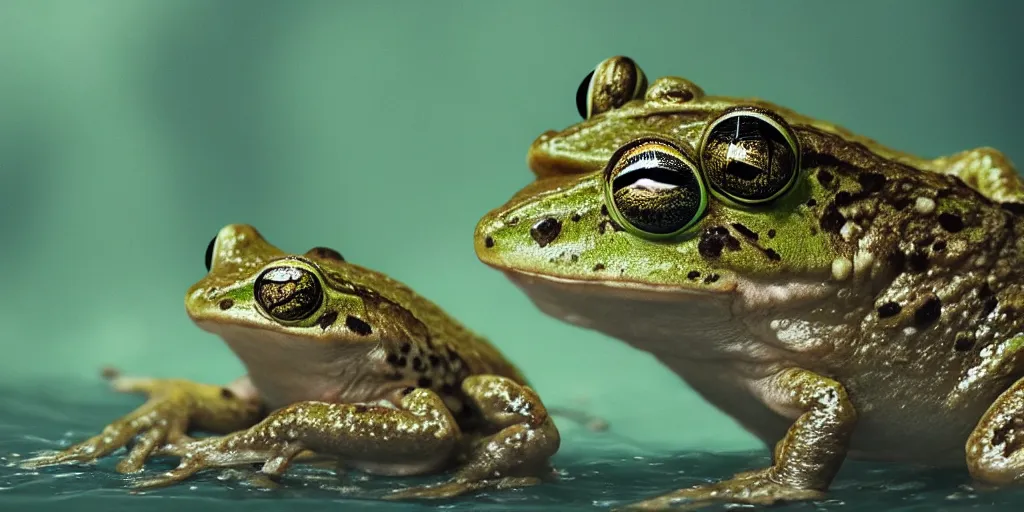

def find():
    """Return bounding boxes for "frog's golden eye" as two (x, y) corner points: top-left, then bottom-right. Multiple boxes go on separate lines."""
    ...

(575, 56), (648, 119)
(698, 109), (799, 204)
(254, 266), (324, 322)
(204, 236), (217, 271)
(603, 137), (708, 238)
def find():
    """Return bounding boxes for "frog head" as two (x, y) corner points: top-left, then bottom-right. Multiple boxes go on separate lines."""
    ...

(187, 224), (409, 406)
(478, 97), (985, 346)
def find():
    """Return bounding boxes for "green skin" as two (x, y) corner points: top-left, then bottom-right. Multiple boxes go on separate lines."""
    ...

(22, 224), (560, 500)
(475, 56), (1024, 510)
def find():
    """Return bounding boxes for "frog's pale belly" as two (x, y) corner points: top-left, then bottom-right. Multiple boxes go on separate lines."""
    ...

(508, 273), (992, 468)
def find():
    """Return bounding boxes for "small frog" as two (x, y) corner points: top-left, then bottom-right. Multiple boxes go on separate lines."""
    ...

(476, 56), (1024, 510)
(23, 224), (560, 499)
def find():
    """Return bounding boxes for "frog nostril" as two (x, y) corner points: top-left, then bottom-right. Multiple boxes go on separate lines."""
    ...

(530, 218), (562, 247)
(484, 236), (495, 248)
(218, 299), (234, 310)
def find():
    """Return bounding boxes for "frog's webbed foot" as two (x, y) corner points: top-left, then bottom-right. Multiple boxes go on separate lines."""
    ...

(967, 376), (1024, 485)
(387, 375), (560, 500)
(617, 368), (855, 511)
(134, 389), (463, 489)
(20, 369), (261, 474)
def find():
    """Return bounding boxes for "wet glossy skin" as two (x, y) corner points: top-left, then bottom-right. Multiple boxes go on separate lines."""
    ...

(477, 56), (1024, 510)
(24, 224), (559, 500)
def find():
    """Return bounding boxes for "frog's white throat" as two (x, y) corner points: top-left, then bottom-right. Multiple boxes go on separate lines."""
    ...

(199, 322), (387, 410)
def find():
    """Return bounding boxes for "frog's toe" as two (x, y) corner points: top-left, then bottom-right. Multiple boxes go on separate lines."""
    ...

(116, 428), (170, 474)
(614, 471), (825, 511)
(386, 476), (540, 501)
(132, 455), (208, 489)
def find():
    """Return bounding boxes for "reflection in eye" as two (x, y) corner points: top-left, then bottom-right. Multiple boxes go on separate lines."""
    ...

(603, 138), (707, 238)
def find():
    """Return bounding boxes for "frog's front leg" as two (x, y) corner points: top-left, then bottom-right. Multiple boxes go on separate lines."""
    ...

(618, 368), (856, 511)
(932, 147), (1024, 204)
(21, 369), (261, 474)
(387, 375), (561, 500)
(133, 388), (461, 489)
(967, 376), (1024, 485)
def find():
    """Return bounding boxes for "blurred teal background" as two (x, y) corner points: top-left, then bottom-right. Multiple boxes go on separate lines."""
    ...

(1, 0), (1022, 489)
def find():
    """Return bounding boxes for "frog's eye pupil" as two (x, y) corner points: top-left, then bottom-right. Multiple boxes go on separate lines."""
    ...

(575, 70), (595, 119)
(254, 266), (324, 322)
(204, 236), (217, 272)
(699, 111), (799, 204)
(603, 138), (707, 237)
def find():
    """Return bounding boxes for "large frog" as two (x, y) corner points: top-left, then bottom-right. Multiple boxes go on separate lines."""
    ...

(23, 224), (559, 500)
(475, 56), (1024, 510)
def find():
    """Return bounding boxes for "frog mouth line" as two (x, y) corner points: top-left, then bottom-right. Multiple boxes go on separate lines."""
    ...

(491, 266), (737, 301)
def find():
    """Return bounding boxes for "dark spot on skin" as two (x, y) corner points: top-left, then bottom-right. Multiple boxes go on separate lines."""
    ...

(731, 223), (758, 241)
(805, 199), (817, 208)
(399, 343), (411, 354)
(908, 250), (929, 272)
(834, 191), (853, 207)
(937, 212), (965, 233)
(914, 296), (942, 328)
(592, 263), (606, 271)
(991, 417), (1024, 457)
(218, 299), (234, 310)
(351, 404), (368, 413)
(484, 236), (494, 248)
(607, 219), (623, 232)
(412, 357), (425, 372)
(886, 250), (906, 272)
(397, 356), (407, 367)
(877, 302), (902, 318)
(891, 197), (911, 211)
(317, 311), (338, 330)
(345, 315), (373, 336)
(687, 270), (700, 280)
(817, 170), (834, 187)
(570, 254), (579, 263)
(703, 273), (720, 284)
(530, 218), (562, 247)
(698, 226), (740, 259)
(417, 377), (433, 388)
(600, 205), (609, 217)
(386, 354), (400, 366)
(507, 216), (520, 226)
(428, 354), (440, 366)
(858, 172), (887, 194)
(819, 203), (845, 234)
(1001, 202), (1024, 216)
(954, 332), (976, 352)
(220, 388), (235, 399)
(571, 212), (582, 222)
(980, 284), (999, 318)
(764, 248), (781, 262)
(402, 387), (415, 395)
(767, 229), (777, 239)
(932, 240), (947, 252)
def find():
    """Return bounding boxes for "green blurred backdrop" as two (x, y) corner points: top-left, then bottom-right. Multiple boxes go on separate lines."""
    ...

(1, 0), (1021, 454)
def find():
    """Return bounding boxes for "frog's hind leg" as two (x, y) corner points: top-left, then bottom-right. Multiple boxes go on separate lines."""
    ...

(132, 389), (461, 489)
(20, 369), (260, 474)
(386, 375), (561, 500)
(967, 376), (1024, 485)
